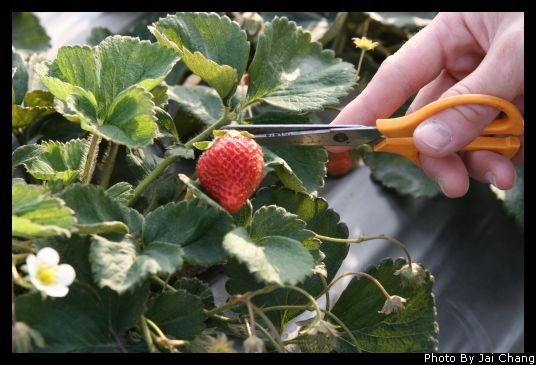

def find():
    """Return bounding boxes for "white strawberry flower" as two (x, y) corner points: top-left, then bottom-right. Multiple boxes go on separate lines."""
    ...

(25, 247), (75, 298)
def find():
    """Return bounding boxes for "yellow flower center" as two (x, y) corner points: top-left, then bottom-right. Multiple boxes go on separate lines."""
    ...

(352, 37), (379, 51)
(36, 266), (57, 285)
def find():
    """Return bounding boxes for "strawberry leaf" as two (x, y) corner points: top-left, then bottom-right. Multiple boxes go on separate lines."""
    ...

(223, 227), (314, 286)
(15, 282), (150, 352)
(105, 182), (134, 205)
(14, 139), (86, 183)
(59, 184), (143, 235)
(146, 290), (206, 340)
(12, 48), (28, 105)
(12, 182), (76, 239)
(12, 12), (51, 52)
(331, 258), (438, 352)
(151, 12), (250, 102)
(168, 85), (225, 139)
(246, 17), (355, 112)
(225, 187), (349, 327)
(143, 200), (233, 266)
(263, 146), (327, 194)
(364, 152), (441, 198)
(89, 234), (183, 294)
(36, 36), (178, 148)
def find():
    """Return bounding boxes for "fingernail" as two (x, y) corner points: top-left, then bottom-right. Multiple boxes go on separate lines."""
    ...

(485, 172), (497, 187)
(435, 176), (451, 197)
(414, 120), (452, 153)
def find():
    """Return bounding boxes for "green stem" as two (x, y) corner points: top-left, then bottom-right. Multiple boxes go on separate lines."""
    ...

(315, 233), (413, 268)
(283, 285), (323, 322)
(128, 108), (230, 206)
(99, 142), (119, 188)
(250, 304), (286, 353)
(81, 134), (101, 184)
(254, 320), (281, 352)
(151, 275), (176, 292)
(139, 315), (158, 353)
(146, 318), (166, 339)
(204, 298), (241, 317)
(211, 314), (240, 324)
(261, 305), (360, 352)
(322, 310), (361, 352)
(318, 274), (331, 312)
(324, 271), (391, 300)
(355, 50), (367, 82)
(204, 284), (279, 317)
(247, 301), (257, 338)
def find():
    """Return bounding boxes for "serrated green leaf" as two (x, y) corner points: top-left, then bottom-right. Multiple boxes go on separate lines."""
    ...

(37, 36), (178, 148)
(90, 234), (183, 294)
(12, 48), (28, 105)
(226, 187), (349, 327)
(491, 166), (523, 230)
(331, 258), (438, 352)
(168, 85), (225, 140)
(151, 84), (169, 107)
(151, 12), (250, 101)
(224, 227), (314, 285)
(24, 90), (55, 107)
(12, 12), (51, 51)
(12, 104), (56, 129)
(154, 106), (179, 142)
(12, 183), (75, 239)
(263, 146), (327, 194)
(364, 152), (441, 198)
(18, 139), (86, 183)
(12, 144), (42, 167)
(106, 182), (134, 205)
(146, 290), (206, 340)
(246, 17), (355, 112)
(59, 184), (143, 235)
(250, 205), (316, 244)
(260, 12), (344, 44)
(15, 282), (150, 352)
(173, 277), (215, 308)
(232, 199), (253, 228)
(246, 105), (312, 125)
(143, 200), (233, 266)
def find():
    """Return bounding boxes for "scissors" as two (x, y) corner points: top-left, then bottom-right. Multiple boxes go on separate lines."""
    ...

(224, 94), (524, 166)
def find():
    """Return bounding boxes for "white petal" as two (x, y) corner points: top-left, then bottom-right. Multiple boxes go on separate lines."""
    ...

(29, 275), (48, 292)
(45, 284), (69, 298)
(25, 255), (38, 275)
(56, 264), (76, 286)
(37, 247), (60, 266)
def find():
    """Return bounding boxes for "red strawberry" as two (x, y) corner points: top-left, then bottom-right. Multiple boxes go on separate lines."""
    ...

(196, 131), (264, 213)
(326, 151), (355, 177)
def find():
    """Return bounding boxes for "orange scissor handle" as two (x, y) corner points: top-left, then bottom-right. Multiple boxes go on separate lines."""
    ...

(373, 94), (524, 166)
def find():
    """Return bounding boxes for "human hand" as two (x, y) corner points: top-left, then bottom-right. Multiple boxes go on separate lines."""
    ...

(330, 12), (524, 197)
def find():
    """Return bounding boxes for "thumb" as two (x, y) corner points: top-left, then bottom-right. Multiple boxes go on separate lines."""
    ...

(413, 53), (522, 157)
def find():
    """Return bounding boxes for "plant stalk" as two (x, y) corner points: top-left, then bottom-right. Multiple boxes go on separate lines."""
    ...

(99, 142), (119, 188)
(81, 134), (101, 184)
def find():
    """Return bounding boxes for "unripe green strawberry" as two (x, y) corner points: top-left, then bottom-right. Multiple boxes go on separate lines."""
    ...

(196, 131), (264, 213)
(326, 151), (355, 177)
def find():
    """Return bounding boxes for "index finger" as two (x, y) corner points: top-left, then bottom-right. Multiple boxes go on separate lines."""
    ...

(331, 13), (455, 127)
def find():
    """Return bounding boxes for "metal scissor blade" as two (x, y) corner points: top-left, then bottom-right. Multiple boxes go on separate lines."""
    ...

(222, 124), (383, 146)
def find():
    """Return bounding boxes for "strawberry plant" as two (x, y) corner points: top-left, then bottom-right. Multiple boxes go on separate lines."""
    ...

(12, 12), (441, 353)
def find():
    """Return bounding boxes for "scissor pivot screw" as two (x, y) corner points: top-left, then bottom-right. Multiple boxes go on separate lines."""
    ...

(333, 133), (349, 143)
